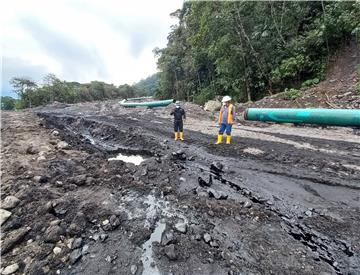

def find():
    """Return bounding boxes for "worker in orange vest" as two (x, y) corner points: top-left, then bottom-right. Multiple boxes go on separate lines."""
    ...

(216, 96), (236, 144)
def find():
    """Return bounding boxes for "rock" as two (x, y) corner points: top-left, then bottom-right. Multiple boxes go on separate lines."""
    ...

(85, 177), (95, 185)
(1, 227), (30, 255)
(33, 175), (48, 183)
(50, 220), (61, 226)
(0, 209), (12, 225)
(305, 210), (312, 217)
(72, 238), (83, 249)
(195, 234), (202, 241)
(188, 156), (195, 161)
(1, 196), (20, 210)
(51, 130), (59, 136)
(53, 201), (68, 216)
(99, 234), (108, 242)
(130, 265), (137, 274)
(210, 161), (224, 172)
(81, 244), (89, 255)
(161, 231), (176, 246)
(105, 255), (112, 263)
(109, 215), (121, 229)
(73, 175), (87, 186)
(244, 201), (252, 208)
(210, 241), (219, 248)
(69, 248), (82, 264)
(44, 225), (65, 243)
(26, 145), (39, 154)
(207, 188), (228, 200)
(203, 233), (212, 243)
(198, 177), (211, 188)
(1, 263), (19, 274)
(164, 244), (177, 260)
(53, 247), (62, 255)
(57, 141), (69, 149)
(204, 100), (221, 112)
(174, 222), (187, 234)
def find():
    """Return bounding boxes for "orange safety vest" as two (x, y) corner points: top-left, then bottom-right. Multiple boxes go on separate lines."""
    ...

(218, 104), (233, 124)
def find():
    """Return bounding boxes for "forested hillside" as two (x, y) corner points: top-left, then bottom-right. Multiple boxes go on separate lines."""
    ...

(155, 1), (360, 104)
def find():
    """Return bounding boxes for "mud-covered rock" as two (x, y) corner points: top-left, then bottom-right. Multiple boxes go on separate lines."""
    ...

(44, 225), (65, 243)
(164, 244), (177, 260)
(207, 188), (228, 200)
(72, 238), (83, 249)
(72, 174), (87, 186)
(26, 145), (40, 154)
(161, 231), (176, 246)
(1, 227), (30, 255)
(69, 248), (82, 264)
(174, 222), (187, 234)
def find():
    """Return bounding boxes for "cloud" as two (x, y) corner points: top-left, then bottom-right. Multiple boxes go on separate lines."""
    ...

(19, 17), (110, 80)
(1, 57), (49, 97)
(1, 0), (183, 95)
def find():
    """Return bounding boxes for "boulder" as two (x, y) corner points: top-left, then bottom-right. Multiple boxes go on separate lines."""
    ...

(204, 100), (221, 112)
(1, 196), (20, 210)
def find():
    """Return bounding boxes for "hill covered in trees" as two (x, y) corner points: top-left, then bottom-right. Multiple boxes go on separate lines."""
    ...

(1, 73), (159, 110)
(154, 1), (360, 104)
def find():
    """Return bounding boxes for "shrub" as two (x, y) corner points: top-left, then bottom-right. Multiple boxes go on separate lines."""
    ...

(282, 88), (301, 100)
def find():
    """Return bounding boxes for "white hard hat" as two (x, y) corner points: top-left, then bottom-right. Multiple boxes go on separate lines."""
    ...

(221, 96), (231, 103)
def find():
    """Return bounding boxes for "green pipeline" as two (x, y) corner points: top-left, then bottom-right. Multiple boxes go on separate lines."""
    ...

(119, 99), (174, 108)
(244, 108), (360, 127)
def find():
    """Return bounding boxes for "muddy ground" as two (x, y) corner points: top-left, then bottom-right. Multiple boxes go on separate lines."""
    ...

(1, 101), (359, 275)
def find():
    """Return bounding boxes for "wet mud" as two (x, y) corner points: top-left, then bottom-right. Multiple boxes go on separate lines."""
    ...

(1, 102), (359, 275)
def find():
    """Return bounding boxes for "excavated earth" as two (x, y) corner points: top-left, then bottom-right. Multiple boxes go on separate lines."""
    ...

(1, 100), (359, 275)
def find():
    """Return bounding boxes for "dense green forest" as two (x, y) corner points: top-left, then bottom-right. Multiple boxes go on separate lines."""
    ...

(155, 1), (360, 104)
(133, 73), (160, 96)
(1, 73), (159, 110)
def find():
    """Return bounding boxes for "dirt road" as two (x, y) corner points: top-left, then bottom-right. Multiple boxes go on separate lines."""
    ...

(1, 101), (359, 275)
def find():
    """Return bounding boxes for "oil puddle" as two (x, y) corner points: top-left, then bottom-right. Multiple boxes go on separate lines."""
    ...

(141, 221), (165, 275)
(108, 153), (144, 165)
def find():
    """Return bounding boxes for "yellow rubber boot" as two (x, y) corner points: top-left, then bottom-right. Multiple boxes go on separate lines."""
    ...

(174, 132), (178, 141)
(215, 134), (223, 144)
(180, 132), (184, 141)
(226, 135), (231, 144)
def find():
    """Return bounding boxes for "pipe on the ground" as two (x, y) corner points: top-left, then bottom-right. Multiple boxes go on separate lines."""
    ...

(244, 108), (360, 127)
(119, 99), (174, 108)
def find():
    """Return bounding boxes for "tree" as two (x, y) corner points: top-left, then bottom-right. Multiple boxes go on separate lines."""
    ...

(0, 96), (16, 110)
(155, 1), (360, 104)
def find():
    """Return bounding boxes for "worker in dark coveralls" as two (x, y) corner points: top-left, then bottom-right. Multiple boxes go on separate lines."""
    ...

(170, 102), (186, 141)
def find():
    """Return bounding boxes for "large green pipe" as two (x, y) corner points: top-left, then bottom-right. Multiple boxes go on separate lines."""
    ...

(119, 99), (174, 108)
(244, 108), (360, 127)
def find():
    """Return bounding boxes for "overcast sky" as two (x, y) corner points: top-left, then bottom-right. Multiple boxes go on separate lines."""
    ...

(1, 0), (183, 97)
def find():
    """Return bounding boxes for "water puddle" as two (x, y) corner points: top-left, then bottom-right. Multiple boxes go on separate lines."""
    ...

(108, 153), (144, 165)
(141, 221), (165, 275)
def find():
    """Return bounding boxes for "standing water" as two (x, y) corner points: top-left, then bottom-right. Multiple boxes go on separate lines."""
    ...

(141, 221), (166, 275)
(108, 153), (144, 165)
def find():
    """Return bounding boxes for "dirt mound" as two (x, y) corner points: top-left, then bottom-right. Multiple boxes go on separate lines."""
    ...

(248, 41), (360, 109)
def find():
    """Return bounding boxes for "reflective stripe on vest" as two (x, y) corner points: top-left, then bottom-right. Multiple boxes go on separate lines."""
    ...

(218, 104), (233, 124)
